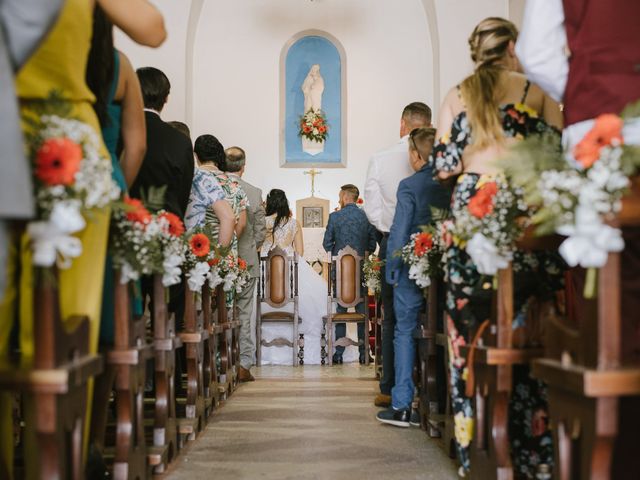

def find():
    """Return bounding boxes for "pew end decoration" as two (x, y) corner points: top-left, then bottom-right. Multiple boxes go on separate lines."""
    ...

(448, 174), (529, 276)
(26, 107), (120, 268)
(401, 227), (442, 288)
(208, 251), (250, 293)
(501, 101), (640, 297)
(110, 197), (186, 287)
(183, 227), (216, 292)
(363, 254), (383, 295)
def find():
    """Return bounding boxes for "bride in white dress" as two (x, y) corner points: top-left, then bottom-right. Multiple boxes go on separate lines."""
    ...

(259, 189), (358, 365)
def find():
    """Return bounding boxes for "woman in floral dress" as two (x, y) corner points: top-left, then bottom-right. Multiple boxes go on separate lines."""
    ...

(430, 17), (564, 478)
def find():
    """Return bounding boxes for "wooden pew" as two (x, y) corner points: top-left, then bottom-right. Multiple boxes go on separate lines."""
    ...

(532, 185), (640, 480)
(0, 268), (103, 479)
(105, 272), (153, 479)
(147, 274), (182, 474)
(201, 284), (219, 417)
(176, 283), (207, 445)
(458, 263), (547, 480)
(212, 285), (233, 400)
(415, 281), (443, 438)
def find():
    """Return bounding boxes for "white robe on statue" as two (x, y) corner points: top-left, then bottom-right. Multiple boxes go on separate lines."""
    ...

(259, 215), (358, 365)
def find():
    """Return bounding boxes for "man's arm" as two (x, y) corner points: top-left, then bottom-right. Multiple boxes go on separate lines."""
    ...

(253, 188), (266, 250)
(385, 182), (415, 286)
(322, 213), (335, 254)
(363, 158), (383, 232)
(0, 0), (63, 71)
(515, 0), (568, 102)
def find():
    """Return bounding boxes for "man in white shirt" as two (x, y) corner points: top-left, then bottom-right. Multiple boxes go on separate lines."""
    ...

(364, 102), (432, 407)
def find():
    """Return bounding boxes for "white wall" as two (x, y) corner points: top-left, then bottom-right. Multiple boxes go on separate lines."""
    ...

(116, 0), (522, 211)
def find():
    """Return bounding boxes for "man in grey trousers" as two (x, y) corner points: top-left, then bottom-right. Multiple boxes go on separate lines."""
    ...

(0, 0), (63, 299)
(225, 147), (266, 382)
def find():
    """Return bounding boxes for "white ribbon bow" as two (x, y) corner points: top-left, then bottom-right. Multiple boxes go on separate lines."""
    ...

(187, 262), (211, 292)
(27, 201), (86, 269)
(466, 233), (512, 276)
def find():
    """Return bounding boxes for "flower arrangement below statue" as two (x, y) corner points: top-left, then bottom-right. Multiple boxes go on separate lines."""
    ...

(299, 109), (328, 155)
(501, 101), (640, 296)
(363, 254), (384, 295)
(449, 175), (528, 276)
(401, 226), (444, 288)
(110, 197), (186, 287)
(27, 112), (120, 269)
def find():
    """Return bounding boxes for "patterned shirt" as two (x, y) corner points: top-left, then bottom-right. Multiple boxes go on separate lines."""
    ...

(208, 170), (249, 253)
(185, 168), (226, 230)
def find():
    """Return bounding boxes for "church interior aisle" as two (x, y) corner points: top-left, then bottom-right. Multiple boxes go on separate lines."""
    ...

(164, 365), (457, 479)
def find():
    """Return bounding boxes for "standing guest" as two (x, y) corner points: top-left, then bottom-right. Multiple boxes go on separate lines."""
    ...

(192, 135), (248, 254)
(376, 128), (451, 427)
(169, 120), (191, 140)
(0, 0), (62, 301)
(323, 184), (378, 365)
(225, 147), (266, 382)
(432, 17), (562, 478)
(0, 1), (63, 474)
(0, 0), (165, 476)
(516, 2), (640, 476)
(131, 67), (193, 324)
(131, 67), (194, 218)
(364, 102), (432, 406)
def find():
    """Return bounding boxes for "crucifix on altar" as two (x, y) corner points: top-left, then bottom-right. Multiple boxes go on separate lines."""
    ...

(296, 168), (330, 228)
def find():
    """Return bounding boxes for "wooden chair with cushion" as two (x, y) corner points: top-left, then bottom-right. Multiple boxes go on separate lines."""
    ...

(322, 246), (369, 366)
(256, 247), (303, 366)
(0, 268), (103, 479)
(532, 181), (640, 480)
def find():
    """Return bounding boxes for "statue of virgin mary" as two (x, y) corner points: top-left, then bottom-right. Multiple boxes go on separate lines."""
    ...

(301, 64), (324, 113)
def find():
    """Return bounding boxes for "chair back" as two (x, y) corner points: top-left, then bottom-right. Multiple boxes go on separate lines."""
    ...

(259, 247), (298, 308)
(330, 246), (363, 309)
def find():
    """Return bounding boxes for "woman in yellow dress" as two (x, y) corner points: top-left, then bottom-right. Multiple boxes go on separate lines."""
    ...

(0, 0), (165, 476)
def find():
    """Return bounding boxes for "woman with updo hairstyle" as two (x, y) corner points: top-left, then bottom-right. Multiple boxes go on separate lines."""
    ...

(430, 17), (563, 478)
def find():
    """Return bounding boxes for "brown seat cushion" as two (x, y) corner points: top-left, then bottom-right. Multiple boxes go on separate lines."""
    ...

(322, 313), (366, 323)
(261, 311), (303, 323)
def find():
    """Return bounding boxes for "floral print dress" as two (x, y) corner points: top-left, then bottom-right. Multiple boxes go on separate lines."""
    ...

(431, 98), (564, 477)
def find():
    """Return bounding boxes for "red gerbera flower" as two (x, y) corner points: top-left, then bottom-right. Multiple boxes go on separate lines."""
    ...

(468, 182), (498, 218)
(414, 232), (434, 257)
(123, 197), (152, 224)
(238, 258), (247, 270)
(35, 137), (82, 186)
(159, 212), (185, 237)
(208, 256), (220, 267)
(189, 233), (210, 257)
(574, 113), (623, 168)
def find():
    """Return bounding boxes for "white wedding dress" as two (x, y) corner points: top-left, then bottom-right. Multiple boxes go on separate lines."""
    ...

(259, 215), (359, 365)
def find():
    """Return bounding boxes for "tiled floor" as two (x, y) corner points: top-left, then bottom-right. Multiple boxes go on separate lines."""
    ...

(164, 365), (458, 479)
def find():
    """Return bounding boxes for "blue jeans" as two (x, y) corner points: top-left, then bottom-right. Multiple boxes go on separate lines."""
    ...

(379, 236), (396, 395)
(391, 281), (424, 410)
(334, 301), (366, 356)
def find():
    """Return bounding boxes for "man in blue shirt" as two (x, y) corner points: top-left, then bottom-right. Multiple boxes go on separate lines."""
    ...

(377, 128), (451, 427)
(323, 184), (378, 364)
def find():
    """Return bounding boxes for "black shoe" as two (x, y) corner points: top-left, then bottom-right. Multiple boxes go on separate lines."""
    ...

(359, 353), (373, 364)
(376, 407), (411, 428)
(410, 408), (421, 427)
(332, 353), (343, 364)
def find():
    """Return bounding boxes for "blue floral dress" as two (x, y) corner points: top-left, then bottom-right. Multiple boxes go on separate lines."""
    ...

(431, 95), (564, 477)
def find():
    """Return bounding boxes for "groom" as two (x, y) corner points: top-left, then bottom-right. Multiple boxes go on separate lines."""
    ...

(323, 185), (378, 364)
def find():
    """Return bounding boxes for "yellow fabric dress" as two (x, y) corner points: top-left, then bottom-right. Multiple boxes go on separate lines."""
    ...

(0, 0), (110, 474)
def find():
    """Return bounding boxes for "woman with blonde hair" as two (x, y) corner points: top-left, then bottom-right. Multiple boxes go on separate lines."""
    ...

(431, 17), (563, 477)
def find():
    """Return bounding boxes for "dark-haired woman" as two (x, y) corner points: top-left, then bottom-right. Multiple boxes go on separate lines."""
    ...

(431, 17), (563, 478)
(259, 189), (342, 365)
